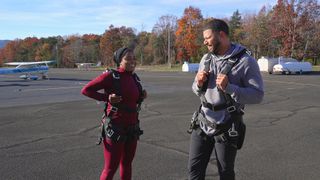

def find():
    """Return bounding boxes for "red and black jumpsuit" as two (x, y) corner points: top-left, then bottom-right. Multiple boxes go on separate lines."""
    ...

(81, 67), (141, 180)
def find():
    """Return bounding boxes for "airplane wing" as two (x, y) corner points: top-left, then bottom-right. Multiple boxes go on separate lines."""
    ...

(5, 61), (55, 66)
(0, 68), (17, 74)
(0, 66), (49, 74)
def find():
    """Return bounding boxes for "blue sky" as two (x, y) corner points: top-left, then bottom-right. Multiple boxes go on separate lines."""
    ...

(0, 0), (277, 40)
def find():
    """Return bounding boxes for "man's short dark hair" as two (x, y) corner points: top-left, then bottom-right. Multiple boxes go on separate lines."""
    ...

(203, 19), (229, 36)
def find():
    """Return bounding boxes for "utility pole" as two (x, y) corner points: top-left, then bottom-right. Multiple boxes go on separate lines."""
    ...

(56, 44), (59, 68)
(167, 25), (171, 68)
(303, 36), (309, 62)
(141, 48), (143, 65)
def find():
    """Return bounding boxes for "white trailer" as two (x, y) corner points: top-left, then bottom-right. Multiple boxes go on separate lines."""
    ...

(182, 61), (199, 73)
(257, 56), (297, 74)
(273, 62), (312, 74)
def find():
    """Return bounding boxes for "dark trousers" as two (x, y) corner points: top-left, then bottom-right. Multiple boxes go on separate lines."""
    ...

(188, 130), (238, 180)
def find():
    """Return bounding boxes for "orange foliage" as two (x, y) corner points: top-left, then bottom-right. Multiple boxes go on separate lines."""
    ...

(175, 6), (203, 63)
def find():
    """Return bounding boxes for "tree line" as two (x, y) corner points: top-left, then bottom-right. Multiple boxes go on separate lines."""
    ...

(0, 0), (319, 67)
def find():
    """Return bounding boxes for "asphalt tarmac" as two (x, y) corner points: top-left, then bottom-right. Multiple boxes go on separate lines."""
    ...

(0, 68), (319, 180)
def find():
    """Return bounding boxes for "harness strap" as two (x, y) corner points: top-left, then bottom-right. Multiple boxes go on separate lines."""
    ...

(97, 69), (144, 144)
(200, 52), (213, 92)
(201, 100), (235, 112)
(200, 49), (248, 112)
(190, 49), (248, 136)
(133, 73), (144, 112)
(194, 113), (242, 149)
(111, 104), (140, 113)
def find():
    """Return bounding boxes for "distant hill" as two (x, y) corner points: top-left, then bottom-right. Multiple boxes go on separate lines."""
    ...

(0, 40), (10, 48)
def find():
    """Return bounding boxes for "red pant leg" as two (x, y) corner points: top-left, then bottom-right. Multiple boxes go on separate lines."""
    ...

(100, 139), (124, 180)
(119, 140), (137, 180)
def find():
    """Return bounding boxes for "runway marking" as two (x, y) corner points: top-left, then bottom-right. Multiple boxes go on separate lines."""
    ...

(19, 86), (82, 92)
(264, 80), (320, 88)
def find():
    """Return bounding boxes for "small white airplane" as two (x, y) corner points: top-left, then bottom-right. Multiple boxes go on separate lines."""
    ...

(75, 61), (101, 70)
(0, 61), (54, 80)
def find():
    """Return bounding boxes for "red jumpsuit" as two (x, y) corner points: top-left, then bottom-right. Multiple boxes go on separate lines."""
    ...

(81, 67), (140, 180)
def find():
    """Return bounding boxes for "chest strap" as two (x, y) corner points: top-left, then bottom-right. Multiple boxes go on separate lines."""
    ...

(201, 101), (236, 113)
(200, 49), (248, 113)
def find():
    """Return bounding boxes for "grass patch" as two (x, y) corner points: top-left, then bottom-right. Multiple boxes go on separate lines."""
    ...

(136, 64), (182, 72)
(312, 66), (320, 72)
(91, 64), (183, 72)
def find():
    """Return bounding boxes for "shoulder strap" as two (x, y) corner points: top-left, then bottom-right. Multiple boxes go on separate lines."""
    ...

(220, 48), (248, 75)
(200, 49), (249, 112)
(109, 69), (121, 96)
(201, 52), (213, 92)
(220, 48), (248, 112)
(203, 52), (213, 72)
(103, 69), (121, 117)
(133, 73), (144, 107)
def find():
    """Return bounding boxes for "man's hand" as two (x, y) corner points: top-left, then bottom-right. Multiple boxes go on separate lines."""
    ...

(216, 73), (228, 91)
(196, 70), (209, 87)
(108, 94), (122, 104)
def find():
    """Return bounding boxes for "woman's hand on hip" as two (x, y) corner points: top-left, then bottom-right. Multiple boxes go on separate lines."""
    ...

(108, 94), (122, 103)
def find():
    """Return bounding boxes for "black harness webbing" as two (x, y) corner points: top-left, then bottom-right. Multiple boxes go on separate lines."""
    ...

(200, 48), (247, 113)
(195, 49), (248, 137)
(97, 69), (144, 144)
(105, 69), (144, 115)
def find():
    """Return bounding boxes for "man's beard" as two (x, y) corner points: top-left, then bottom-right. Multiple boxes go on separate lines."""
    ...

(210, 33), (221, 55)
(212, 40), (221, 55)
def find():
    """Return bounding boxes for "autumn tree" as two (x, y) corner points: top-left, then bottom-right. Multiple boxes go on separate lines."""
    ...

(100, 25), (136, 67)
(270, 0), (300, 57)
(269, 0), (320, 60)
(81, 34), (100, 63)
(37, 37), (58, 61)
(143, 33), (158, 65)
(175, 6), (203, 63)
(35, 43), (51, 61)
(295, 0), (320, 61)
(152, 15), (177, 66)
(136, 31), (151, 65)
(14, 37), (39, 61)
(313, 21), (320, 64)
(0, 49), (4, 66)
(1, 41), (18, 62)
(61, 35), (82, 67)
(241, 6), (274, 58)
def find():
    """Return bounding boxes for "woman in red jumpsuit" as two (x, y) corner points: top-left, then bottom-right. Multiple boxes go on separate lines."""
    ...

(81, 47), (147, 180)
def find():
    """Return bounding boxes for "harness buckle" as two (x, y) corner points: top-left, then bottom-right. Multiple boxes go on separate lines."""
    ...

(227, 106), (236, 113)
(228, 130), (238, 137)
(112, 72), (120, 80)
(106, 128), (114, 137)
(228, 123), (238, 137)
(110, 106), (118, 112)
